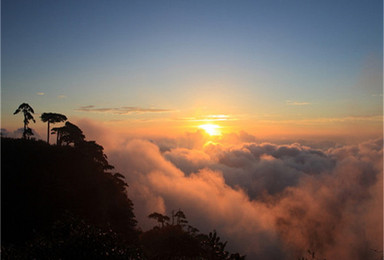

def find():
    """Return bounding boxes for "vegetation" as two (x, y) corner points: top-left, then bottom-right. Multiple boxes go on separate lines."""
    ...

(13, 103), (36, 139)
(1, 211), (142, 259)
(40, 112), (67, 143)
(142, 210), (245, 260)
(1, 137), (140, 258)
(51, 121), (86, 146)
(2, 102), (246, 259)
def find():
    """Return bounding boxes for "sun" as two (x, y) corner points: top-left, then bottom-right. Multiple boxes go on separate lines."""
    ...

(198, 124), (222, 136)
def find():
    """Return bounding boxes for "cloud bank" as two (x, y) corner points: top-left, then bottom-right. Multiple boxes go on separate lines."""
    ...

(1, 128), (42, 140)
(76, 105), (173, 115)
(105, 135), (382, 259)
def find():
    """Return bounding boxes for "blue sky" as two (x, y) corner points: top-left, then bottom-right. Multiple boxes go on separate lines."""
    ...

(2, 0), (382, 137)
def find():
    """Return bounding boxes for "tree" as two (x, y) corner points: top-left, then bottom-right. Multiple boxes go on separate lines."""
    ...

(148, 212), (170, 228)
(51, 126), (65, 145)
(13, 103), (35, 139)
(78, 140), (114, 170)
(174, 209), (188, 226)
(40, 113), (67, 144)
(51, 122), (85, 146)
(60, 122), (85, 146)
(24, 127), (34, 140)
(199, 230), (246, 260)
(144, 210), (245, 259)
(1, 137), (140, 258)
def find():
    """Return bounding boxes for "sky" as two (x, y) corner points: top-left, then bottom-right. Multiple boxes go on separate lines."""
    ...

(2, 0), (382, 140)
(1, 1), (383, 259)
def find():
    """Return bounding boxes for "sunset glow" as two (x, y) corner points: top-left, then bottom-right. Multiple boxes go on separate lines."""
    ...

(198, 124), (222, 136)
(2, 1), (382, 259)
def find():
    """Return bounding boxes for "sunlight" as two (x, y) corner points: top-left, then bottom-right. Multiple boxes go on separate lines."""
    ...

(198, 124), (222, 136)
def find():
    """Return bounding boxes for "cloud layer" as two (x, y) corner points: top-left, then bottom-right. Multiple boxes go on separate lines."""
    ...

(106, 135), (383, 259)
(76, 105), (173, 115)
(1, 128), (42, 140)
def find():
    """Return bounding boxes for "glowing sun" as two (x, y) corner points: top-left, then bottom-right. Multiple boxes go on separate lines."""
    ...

(198, 124), (222, 136)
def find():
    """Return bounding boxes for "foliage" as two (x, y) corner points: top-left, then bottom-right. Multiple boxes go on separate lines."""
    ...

(78, 140), (115, 170)
(4, 103), (247, 259)
(40, 112), (67, 123)
(174, 209), (188, 226)
(40, 112), (67, 143)
(1, 137), (139, 257)
(198, 230), (246, 260)
(141, 224), (201, 259)
(148, 212), (170, 228)
(13, 103), (35, 139)
(143, 210), (246, 260)
(51, 121), (85, 146)
(1, 212), (143, 259)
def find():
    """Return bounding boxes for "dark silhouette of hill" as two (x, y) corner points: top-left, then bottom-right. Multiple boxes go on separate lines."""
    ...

(1, 137), (140, 258)
(141, 210), (245, 260)
(1, 137), (246, 259)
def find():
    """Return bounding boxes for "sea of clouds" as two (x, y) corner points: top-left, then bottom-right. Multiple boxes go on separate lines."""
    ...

(76, 120), (384, 259)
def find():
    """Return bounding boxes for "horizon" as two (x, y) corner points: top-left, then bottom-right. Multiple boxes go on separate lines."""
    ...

(2, 0), (382, 141)
(1, 0), (383, 259)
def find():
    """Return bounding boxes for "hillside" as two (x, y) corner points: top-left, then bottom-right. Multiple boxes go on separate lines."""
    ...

(1, 137), (139, 258)
(1, 137), (245, 259)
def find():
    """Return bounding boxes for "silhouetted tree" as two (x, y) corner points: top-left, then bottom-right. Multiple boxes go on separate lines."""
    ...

(51, 122), (85, 146)
(187, 225), (199, 235)
(140, 224), (201, 259)
(1, 137), (140, 257)
(51, 126), (65, 145)
(78, 140), (114, 170)
(13, 103), (35, 139)
(24, 127), (34, 139)
(199, 230), (246, 260)
(1, 212), (143, 259)
(148, 212), (170, 228)
(174, 209), (188, 226)
(40, 113), (67, 143)
(113, 173), (129, 191)
(144, 210), (245, 259)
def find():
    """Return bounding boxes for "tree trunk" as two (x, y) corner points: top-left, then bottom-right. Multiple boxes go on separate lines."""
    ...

(47, 122), (50, 143)
(23, 119), (27, 140)
(56, 131), (60, 146)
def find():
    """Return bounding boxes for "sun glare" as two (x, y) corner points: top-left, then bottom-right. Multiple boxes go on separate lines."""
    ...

(198, 124), (222, 136)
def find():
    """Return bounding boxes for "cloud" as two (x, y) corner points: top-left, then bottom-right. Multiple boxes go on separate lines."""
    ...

(37, 92), (45, 96)
(109, 140), (285, 258)
(286, 100), (310, 106)
(177, 114), (234, 122)
(76, 105), (173, 115)
(57, 95), (67, 99)
(1, 128), (10, 137)
(74, 118), (126, 151)
(10, 128), (42, 140)
(60, 119), (383, 259)
(106, 136), (382, 259)
(313, 115), (383, 123)
(258, 115), (383, 126)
